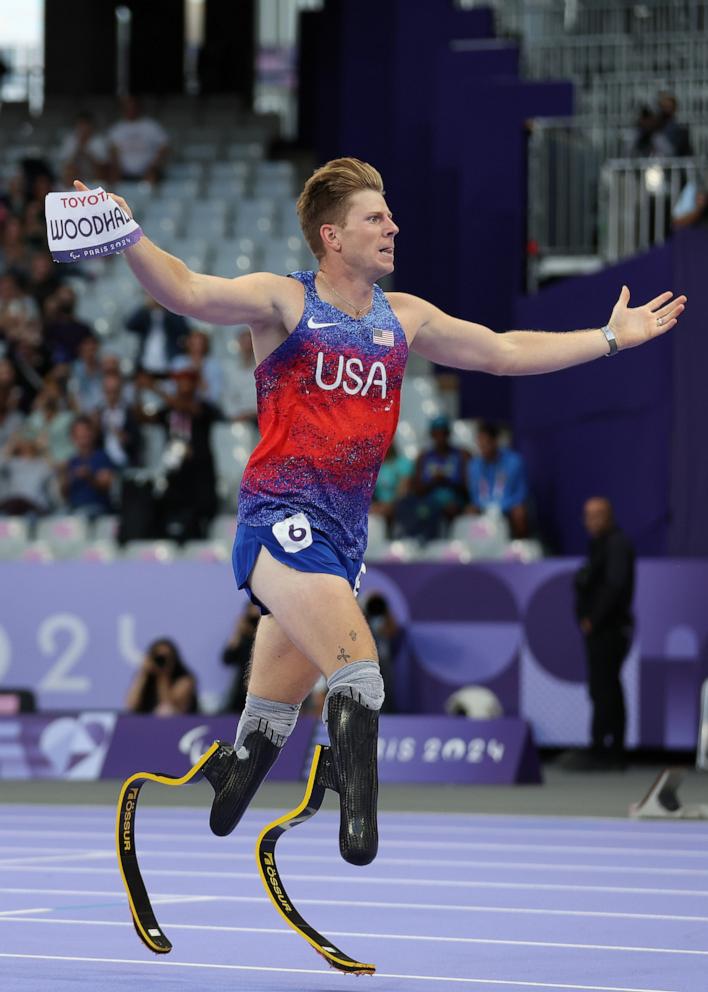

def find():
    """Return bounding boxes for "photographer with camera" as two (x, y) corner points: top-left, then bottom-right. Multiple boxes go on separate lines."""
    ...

(125, 638), (198, 716)
(220, 603), (260, 713)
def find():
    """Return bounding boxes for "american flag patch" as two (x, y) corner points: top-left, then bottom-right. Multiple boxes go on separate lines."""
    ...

(372, 327), (394, 347)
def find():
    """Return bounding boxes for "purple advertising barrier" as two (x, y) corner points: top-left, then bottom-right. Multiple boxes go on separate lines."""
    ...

(100, 714), (315, 781)
(0, 712), (539, 784)
(2, 560), (707, 749)
(376, 715), (541, 785)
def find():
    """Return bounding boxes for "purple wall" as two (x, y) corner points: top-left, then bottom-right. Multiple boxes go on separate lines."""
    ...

(1, 560), (706, 750)
(512, 242), (674, 555)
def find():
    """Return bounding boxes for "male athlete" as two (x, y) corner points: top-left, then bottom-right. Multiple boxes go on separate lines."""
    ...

(75, 159), (685, 867)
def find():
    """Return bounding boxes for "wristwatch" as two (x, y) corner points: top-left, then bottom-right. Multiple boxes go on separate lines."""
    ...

(600, 324), (618, 356)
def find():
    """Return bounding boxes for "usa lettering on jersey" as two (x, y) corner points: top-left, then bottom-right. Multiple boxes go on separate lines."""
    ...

(315, 352), (387, 398)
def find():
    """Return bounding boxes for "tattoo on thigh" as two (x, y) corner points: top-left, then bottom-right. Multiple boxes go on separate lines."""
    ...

(337, 646), (351, 664)
(349, 629), (357, 641)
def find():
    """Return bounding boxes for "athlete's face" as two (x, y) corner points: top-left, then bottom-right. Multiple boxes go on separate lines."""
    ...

(334, 191), (399, 275)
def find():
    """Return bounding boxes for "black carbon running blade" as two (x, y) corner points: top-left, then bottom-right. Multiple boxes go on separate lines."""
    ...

(116, 740), (221, 954)
(256, 744), (376, 975)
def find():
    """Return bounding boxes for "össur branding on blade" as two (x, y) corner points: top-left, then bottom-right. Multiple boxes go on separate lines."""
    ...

(45, 187), (143, 262)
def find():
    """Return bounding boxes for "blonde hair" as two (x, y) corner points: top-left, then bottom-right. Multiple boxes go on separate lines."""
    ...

(296, 157), (385, 259)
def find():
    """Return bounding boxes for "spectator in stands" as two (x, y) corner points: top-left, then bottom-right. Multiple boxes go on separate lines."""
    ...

(0, 380), (24, 449)
(672, 168), (708, 229)
(69, 333), (104, 412)
(363, 593), (401, 713)
(25, 374), (74, 465)
(58, 111), (109, 187)
(181, 329), (223, 407)
(60, 414), (115, 517)
(571, 497), (635, 771)
(108, 96), (169, 184)
(370, 442), (413, 537)
(125, 296), (189, 375)
(125, 638), (198, 715)
(95, 370), (142, 469)
(0, 434), (55, 516)
(26, 251), (62, 311)
(43, 285), (93, 365)
(222, 327), (257, 423)
(631, 106), (658, 157)
(135, 361), (220, 541)
(466, 421), (530, 539)
(0, 271), (40, 344)
(220, 603), (260, 713)
(655, 92), (692, 158)
(397, 415), (468, 541)
(0, 214), (30, 273)
(6, 323), (50, 413)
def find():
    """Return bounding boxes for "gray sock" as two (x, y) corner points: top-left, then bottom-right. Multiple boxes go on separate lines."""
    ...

(234, 692), (301, 755)
(322, 660), (384, 723)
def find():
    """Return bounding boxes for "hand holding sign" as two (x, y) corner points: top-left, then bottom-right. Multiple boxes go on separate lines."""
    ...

(45, 180), (143, 263)
(74, 179), (133, 220)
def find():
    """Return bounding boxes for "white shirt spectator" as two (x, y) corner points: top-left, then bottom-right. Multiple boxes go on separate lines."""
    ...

(108, 117), (168, 178)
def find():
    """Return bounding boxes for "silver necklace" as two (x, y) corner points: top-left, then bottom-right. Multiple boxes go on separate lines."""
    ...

(317, 272), (373, 318)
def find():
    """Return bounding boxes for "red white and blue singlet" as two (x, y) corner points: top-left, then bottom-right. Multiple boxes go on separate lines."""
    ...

(237, 270), (409, 559)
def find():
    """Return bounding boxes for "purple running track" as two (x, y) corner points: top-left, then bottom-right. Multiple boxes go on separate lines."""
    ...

(0, 803), (706, 991)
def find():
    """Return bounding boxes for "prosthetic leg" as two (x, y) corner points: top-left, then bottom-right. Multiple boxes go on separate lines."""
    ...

(202, 729), (281, 836)
(256, 743), (376, 974)
(326, 693), (379, 866)
(117, 739), (376, 974)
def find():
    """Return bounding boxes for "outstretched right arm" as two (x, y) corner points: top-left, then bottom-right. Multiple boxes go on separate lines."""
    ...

(73, 180), (283, 326)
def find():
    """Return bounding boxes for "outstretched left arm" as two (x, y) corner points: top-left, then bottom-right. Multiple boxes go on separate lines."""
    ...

(401, 286), (686, 376)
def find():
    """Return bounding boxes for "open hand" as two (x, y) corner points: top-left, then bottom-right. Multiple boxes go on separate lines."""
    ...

(73, 179), (133, 220)
(608, 285), (686, 351)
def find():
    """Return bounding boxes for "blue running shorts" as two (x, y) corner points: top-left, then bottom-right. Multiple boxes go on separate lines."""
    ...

(232, 512), (366, 615)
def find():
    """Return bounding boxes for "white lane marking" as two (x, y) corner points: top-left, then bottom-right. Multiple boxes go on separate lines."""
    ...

(3, 811), (705, 844)
(0, 908), (51, 916)
(1, 827), (707, 859)
(2, 886), (708, 923)
(3, 843), (707, 878)
(0, 851), (111, 867)
(0, 951), (678, 991)
(4, 886), (708, 923)
(3, 914), (708, 958)
(4, 863), (708, 897)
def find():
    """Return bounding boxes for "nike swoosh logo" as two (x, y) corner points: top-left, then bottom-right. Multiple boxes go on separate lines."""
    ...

(307, 317), (339, 329)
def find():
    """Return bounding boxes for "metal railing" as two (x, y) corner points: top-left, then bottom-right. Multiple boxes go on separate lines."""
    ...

(601, 157), (701, 263)
(461, 0), (708, 41)
(527, 117), (703, 283)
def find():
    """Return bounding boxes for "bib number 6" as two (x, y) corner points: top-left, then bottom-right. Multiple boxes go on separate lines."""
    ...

(272, 513), (313, 553)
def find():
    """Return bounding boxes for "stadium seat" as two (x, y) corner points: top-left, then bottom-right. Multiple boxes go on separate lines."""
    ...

(19, 541), (55, 562)
(450, 512), (510, 559)
(80, 540), (119, 562)
(93, 516), (119, 542)
(226, 141), (265, 161)
(37, 516), (90, 558)
(366, 513), (388, 558)
(502, 539), (544, 563)
(208, 514), (237, 547)
(421, 539), (473, 563)
(450, 419), (478, 452)
(156, 178), (201, 201)
(181, 541), (230, 562)
(122, 541), (178, 562)
(0, 517), (30, 559)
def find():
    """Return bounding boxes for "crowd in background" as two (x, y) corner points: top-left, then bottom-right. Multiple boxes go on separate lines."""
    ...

(0, 98), (533, 548)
